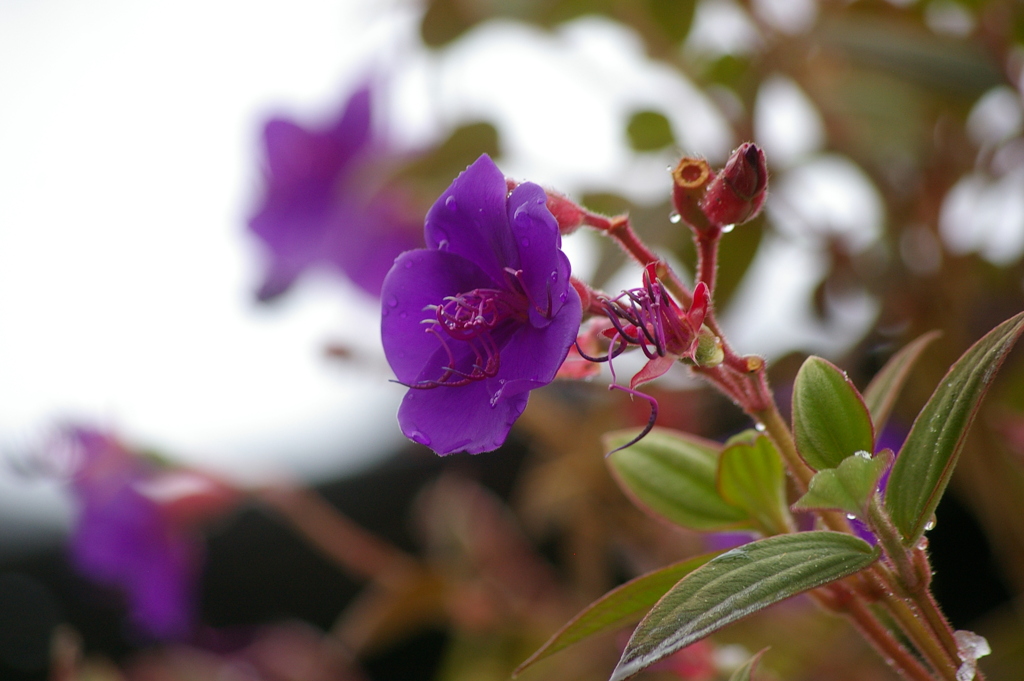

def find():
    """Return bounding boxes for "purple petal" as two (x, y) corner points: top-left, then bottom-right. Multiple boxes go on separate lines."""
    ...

(486, 285), (582, 401)
(381, 248), (497, 383)
(505, 182), (571, 327)
(330, 199), (422, 297)
(397, 377), (529, 455)
(424, 155), (520, 284)
(325, 84), (373, 164)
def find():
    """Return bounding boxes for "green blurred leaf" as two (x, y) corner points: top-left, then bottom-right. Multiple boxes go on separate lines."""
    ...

(420, 0), (477, 47)
(728, 647), (770, 681)
(513, 552), (721, 677)
(646, 0), (696, 44)
(820, 17), (1002, 99)
(792, 357), (875, 470)
(886, 311), (1024, 545)
(610, 532), (878, 681)
(715, 216), (764, 311)
(606, 427), (749, 531)
(792, 450), (893, 518)
(717, 433), (791, 535)
(626, 110), (675, 151)
(863, 331), (941, 437)
(394, 121), (500, 202)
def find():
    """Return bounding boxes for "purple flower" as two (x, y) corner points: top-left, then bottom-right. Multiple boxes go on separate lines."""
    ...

(249, 84), (421, 299)
(381, 155), (582, 455)
(60, 427), (231, 639)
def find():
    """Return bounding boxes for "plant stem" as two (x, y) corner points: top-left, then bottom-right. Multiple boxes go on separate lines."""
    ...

(869, 567), (958, 680)
(816, 586), (935, 681)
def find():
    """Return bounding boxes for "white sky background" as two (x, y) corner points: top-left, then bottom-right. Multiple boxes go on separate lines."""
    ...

(0, 0), (882, 546)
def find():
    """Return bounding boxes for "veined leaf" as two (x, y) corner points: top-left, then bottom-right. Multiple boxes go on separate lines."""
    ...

(611, 532), (878, 681)
(792, 357), (874, 470)
(717, 434), (791, 535)
(792, 450), (893, 518)
(513, 552), (720, 677)
(863, 331), (941, 436)
(886, 311), (1024, 545)
(606, 427), (749, 531)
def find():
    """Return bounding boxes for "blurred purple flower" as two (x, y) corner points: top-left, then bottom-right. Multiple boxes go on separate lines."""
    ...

(381, 154), (582, 455)
(61, 427), (233, 639)
(248, 83), (421, 299)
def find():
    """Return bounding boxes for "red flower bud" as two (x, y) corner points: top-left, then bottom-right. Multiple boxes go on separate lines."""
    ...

(699, 143), (767, 228)
(544, 189), (586, 235)
(671, 156), (714, 233)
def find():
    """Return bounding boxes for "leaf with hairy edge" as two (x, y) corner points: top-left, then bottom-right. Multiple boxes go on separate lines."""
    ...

(512, 552), (721, 677)
(728, 647), (770, 681)
(606, 427), (749, 531)
(792, 450), (893, 518)
(792, 357), (875, 470)
(717, 434), (791, 535)
(886, 311), (1024, 545)
(610, 532), (878, 681)
(863, 331), (941, 436)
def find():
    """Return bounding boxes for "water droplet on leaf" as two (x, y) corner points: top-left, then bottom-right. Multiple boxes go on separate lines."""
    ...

(754, 422), (766, 432)
(721, 224), (735, 233)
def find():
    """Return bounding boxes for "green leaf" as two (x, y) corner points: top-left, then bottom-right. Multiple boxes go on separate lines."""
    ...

(645, 0), (696, 44)
(611, 532), (878, 681)
(512, 552), (720, 677)
(792, 450), (893, 517)
(728, 647), (770, 681)
(886, 311), (1024, 545)
(792, 357), (875, 470)
(626, 110), (675, 151)
(863, 331), (941, 436)
(606, 427), (749, 531)
(717, 433), (791, 535)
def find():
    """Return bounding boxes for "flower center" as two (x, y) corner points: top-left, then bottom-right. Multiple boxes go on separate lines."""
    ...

(410, 288), (528, 389)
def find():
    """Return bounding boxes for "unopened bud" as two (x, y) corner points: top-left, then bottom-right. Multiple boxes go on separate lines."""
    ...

(699, 143), (767, 228)
(693, 326), (724, 368)
(671, 156), (714, 233)
(544, 189), (586, 235)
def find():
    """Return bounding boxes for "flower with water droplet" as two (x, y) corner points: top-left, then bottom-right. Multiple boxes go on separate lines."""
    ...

(248, 82), (421, 300)
(381, 155), (582, 455)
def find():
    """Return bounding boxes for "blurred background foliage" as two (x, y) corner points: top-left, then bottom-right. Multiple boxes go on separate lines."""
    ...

(9, 0), (1024, 680)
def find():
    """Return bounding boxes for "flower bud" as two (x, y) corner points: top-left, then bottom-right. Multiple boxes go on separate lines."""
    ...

(671, 156), (714, 233)
(544, 189), (586, 235)
(699, 143), (767, 228)
(693, 326), (724, 368)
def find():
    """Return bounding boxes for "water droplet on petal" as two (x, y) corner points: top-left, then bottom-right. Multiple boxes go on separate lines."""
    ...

(409, 430), (431, 446)
(399, 311), (408, 319)
(559, 293), (567, 302)
(445, 196), (457, 211)
(386, 295), (399, 308)
(514, 207), (530, 226)
(721, 224), (735, 233)
(404, 260), (413, 269)
(520, 237), (530, 247)
(381, 309), (389, 317)
(846, 513), (857, 520)
(669, 212), (682, 224)
(550, 271), (558, 281)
